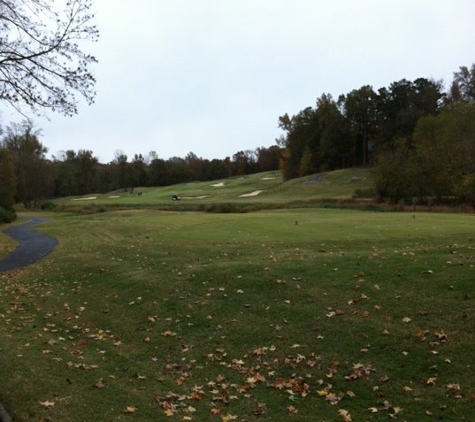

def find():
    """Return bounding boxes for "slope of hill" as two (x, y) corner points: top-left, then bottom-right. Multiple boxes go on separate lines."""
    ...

(54, 167), (374, 210)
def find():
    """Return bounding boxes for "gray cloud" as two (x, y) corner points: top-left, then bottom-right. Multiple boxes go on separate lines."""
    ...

(6, 0), (475, 163)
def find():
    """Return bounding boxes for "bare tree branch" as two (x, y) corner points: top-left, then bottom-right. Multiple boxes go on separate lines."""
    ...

(0, 0), (98, 116)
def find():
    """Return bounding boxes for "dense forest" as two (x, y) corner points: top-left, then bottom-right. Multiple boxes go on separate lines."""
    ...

(277, 63), (475, 207)
(1, 63), (474, 221)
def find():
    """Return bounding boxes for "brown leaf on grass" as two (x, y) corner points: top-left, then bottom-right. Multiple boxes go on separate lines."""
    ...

(435, 330), (447, 342)
(253, 403), (266, 415)
(287, 405), (298, 416)
(325, 393), (340, 405)
(426, 377), (437, 385)
(94, 378), (106, 389)
(221, 413), (238, 422)
(338, 409), (352, 421)
(39, 401), (55, 409)
(123, 406), (137, 414)
(446, 383), (461, 395)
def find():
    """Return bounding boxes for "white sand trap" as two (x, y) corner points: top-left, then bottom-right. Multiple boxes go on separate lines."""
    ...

(261, 177), (276, 180)
(108, 195), (120, 198)
(72, 196), (97, 201)
(182, 195), (209, 199)
(211, 182), (225, 187)
(239, 190), (263, 197)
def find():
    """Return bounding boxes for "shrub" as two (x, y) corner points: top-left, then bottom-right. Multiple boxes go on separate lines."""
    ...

(0, 207), (17, 223)
(40, 201), (57, 211)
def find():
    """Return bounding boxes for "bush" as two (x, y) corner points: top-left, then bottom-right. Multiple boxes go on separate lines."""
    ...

(40, 201), (57, 211)
(0, 207), (17, 223)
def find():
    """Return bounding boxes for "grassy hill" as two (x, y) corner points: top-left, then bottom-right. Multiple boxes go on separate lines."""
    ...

(53, 167), (374, 210)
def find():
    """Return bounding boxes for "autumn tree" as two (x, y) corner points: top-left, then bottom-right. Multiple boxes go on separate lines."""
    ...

(2, 120), (52, 208)
(374, 101), (475, 204)
(0, 146), (15, 208)
(375, 78), (443, 150)
(277, 107), (320, 180)
(112, 150), (129, 191)
(130, 153), (149, 190)
(186, 152), (206, 181)
(0, 0), (98, 115)
(448, 64), (475, 103)
(339, 85), (378, 165)
(256, 145), (280, 172)
(316, 93), (353, 170)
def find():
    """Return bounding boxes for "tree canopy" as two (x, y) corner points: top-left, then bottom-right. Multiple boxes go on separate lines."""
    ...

(0, 0), (98, 115)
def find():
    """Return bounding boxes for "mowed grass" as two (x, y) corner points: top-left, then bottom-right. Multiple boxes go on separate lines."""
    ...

(52, 167), (373, 208)
(0, 208), (474, 422)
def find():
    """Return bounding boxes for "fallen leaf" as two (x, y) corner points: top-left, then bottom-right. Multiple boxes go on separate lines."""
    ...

(253, 403), (266, 415)
(287, 405), (298, 416)
(39, 401), (55, 409)
(94, 379), (106, 389)
(402, 317), (411, 323)
(338, 409), (352, 421)
(123, 406), (137, 414)
(426, 377), (437, 385)
(221, 413), (237, 422)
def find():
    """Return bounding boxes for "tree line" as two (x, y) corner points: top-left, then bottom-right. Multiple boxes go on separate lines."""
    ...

(278, 63), (475, 206)
(1, 64), (475, 222)
(0, 125), (280, 213)
(1, 2), (475, 222)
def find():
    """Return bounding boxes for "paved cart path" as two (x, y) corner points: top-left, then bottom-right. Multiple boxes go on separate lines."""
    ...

(0, 217), (58, 273)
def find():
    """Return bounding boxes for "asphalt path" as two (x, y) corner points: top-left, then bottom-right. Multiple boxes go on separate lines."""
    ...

(0, 217), (58, 273)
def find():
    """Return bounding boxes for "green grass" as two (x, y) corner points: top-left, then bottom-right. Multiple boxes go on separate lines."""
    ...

(0, 231), (17, 259)
(1, 207), (474, 422)
(49, 167), (374, 210)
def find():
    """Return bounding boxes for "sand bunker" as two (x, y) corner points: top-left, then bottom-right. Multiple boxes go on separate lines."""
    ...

(261, 177), (276, 180)
(108, 195), (120, 198)
(72, 196), (97, 201)
(181, 195), (209, 199)
(211, 182), (225, 187)
(239, 190), (263, 197)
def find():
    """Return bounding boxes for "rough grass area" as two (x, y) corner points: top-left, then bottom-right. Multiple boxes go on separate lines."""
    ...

(1, 209), (474, 422)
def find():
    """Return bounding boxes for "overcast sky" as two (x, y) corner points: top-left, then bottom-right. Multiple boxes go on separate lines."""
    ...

(5, 0), (475, 163)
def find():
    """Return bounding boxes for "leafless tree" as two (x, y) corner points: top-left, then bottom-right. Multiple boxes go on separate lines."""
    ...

(0, 0), (98, 116)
